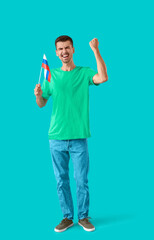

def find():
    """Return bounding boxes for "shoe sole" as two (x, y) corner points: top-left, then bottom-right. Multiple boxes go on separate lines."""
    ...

(78, 222), (95, 232)
(54, 223), (74, 232)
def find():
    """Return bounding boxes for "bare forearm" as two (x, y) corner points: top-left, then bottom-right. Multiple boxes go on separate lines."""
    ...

(93, 48), (108, 80)
(36, 96), (46, 108)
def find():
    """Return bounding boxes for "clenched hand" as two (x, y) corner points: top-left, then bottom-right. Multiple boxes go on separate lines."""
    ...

(89, 38), (99, 52)
(34, 84), (43, 98)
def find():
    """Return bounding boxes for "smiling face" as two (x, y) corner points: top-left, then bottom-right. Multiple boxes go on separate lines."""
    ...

(56, 40), (75, 64)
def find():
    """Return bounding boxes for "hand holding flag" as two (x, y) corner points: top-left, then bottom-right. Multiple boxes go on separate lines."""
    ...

(34, 84), (43, 98)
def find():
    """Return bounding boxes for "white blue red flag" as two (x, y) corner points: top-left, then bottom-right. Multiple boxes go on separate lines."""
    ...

(42, 54), (51, 82)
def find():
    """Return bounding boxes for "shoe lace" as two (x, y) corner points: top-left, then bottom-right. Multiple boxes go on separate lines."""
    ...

(60, 218), (70, 224)
(82, 216), (92, 223)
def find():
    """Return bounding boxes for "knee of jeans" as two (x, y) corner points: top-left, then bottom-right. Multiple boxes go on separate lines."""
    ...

(56, 174), (70, 185)
(57, 178), (70, 191)
(74, 177), (88, 187)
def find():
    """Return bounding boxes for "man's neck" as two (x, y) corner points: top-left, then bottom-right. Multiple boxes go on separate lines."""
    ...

(61, 61), (76, 71)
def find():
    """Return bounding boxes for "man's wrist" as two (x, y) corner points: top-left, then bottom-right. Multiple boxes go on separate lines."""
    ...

(36, 95), (43, 100)
(93, 48), (99, 54)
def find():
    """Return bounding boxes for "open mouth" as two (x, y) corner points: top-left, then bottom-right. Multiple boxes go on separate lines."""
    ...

(62, 54), (69, 59)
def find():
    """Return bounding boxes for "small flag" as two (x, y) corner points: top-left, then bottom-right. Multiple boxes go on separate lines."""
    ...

(42, 54), (51, 82)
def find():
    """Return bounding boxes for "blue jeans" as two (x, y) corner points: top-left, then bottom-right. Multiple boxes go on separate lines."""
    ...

(49, 138), (89, 220)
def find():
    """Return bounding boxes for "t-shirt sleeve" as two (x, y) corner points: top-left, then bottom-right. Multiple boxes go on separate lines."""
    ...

(41, 78), (52, 100)
(86, 67), (100, 86)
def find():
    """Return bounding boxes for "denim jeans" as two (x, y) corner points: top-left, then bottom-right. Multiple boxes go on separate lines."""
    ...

(49, 138), (89, 220)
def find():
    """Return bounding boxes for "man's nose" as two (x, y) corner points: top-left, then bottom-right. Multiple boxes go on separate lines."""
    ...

(63, 49), (67, 54)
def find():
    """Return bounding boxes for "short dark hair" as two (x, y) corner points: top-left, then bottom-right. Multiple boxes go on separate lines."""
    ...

(55, 35), (73, 49)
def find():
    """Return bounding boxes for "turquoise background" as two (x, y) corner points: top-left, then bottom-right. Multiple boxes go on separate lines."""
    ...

(1, 0), (154, 239)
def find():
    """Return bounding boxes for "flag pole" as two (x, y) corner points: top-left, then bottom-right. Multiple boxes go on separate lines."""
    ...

(38, 66), (42, 84)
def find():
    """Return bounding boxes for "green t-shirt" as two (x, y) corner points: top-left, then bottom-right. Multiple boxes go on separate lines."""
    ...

(41, 66), (100, 140)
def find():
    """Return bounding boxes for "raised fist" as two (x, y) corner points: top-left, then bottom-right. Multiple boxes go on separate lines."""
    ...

(89, 38), (99, 51)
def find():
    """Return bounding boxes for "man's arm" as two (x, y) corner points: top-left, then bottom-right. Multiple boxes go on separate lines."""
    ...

(36, 96), (47, 108)
(89, 38), (108, 84)
(34, 83), (48, 108)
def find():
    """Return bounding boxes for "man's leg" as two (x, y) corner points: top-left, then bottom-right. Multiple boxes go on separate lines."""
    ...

(69, 138), (89, 220)
(49, 139), (74, 220)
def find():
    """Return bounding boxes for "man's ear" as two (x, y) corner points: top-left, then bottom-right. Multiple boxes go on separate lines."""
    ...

(73, 47), (75, 54)
(56, 50), (58, 56)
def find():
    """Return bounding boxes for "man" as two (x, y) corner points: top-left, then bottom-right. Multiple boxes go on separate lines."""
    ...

(34, 35), (108, 232)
